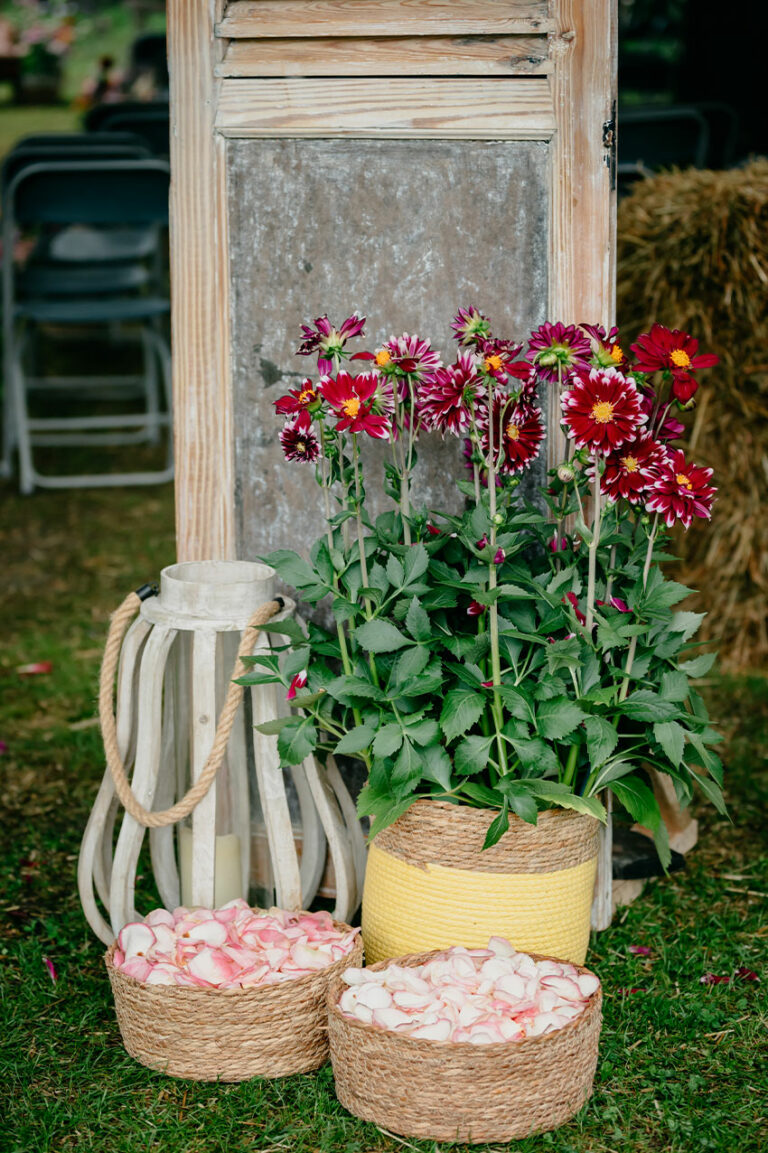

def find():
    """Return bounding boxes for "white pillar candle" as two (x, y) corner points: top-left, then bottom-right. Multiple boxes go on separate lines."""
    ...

(179, 826), (244, 908)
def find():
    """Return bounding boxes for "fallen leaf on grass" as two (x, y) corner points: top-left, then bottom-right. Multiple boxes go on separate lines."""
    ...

(16, 661), (53, 676)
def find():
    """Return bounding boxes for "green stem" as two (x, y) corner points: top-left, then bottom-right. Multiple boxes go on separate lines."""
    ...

(618, 516), (658, 702)
(351, 435), (372, 612)
(319, 424), (355, 681)
(585, 464), (602, 632)
(562, 742), (580, 790)
(485, 378), (508, 775)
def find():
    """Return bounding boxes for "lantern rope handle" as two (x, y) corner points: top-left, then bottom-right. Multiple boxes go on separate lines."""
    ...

(99, 589), (284, 828)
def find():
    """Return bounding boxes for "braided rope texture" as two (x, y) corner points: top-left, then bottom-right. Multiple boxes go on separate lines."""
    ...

(105, 923), (363, 1081)
(327, 949), (602, 1143)
(99, 593), (282, 829)
(362, 803), (600, 966)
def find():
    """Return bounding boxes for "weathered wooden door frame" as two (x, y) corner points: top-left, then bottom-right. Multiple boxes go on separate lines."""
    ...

(167, 0), (617, 924)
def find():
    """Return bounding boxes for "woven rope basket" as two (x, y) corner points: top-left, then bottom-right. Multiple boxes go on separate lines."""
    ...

(327, 949), (602, 1143)
(363, 801), (600, 965)
(105, 923), (362, 1081)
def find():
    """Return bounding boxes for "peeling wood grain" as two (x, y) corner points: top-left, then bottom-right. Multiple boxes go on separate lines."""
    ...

(216, 0), (555, 39)
(216, 77), (556, 138)
(217, 35), (553, 77)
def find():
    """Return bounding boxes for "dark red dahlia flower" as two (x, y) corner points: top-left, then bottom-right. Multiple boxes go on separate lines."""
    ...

(630, 324), (718, 380)
(274, 378), (320, 416)
(598, 434), (664, 504)
(319, 371), (391, 439)
(671, 374), (699, 403)
(297, 313), (366, 373)
(477, 337), (525, 384)
(645, 448), (716, 530)
(527, 322), (591, 383)
(562, 368), (647, 454)
(418, 353), (481, 436)
(562, 591), (587, 626)
(279, 411), (320, 462)
(381, 333), (442, 383)
(450, 305), (492, 347)
(580, 323), (630, 371)
(481, 396), (545, 474)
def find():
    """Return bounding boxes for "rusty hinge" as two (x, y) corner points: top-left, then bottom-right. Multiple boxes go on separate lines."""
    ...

(602, 103), (617, 192)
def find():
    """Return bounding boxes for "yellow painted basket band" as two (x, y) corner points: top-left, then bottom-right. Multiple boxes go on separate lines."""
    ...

(363, 841), (597, 966)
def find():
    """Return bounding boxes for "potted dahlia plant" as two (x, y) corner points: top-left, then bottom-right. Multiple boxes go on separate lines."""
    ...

(239, 310), (723, 963)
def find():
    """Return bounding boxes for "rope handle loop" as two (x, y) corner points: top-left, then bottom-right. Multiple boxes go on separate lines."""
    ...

(99, 587), (284, 829)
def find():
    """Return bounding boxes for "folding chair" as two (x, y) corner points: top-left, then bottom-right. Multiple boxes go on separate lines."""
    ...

(99, 109), (170, 159)
(2, 136), (159, 268)
(1, 160), (174, 493)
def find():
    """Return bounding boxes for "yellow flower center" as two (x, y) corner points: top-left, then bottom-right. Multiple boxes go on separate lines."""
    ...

(375, 348), (391, 366)
(670, 348), (691, 369)
(506, 422), (520, 441)
(676, 472), (693, 490)
(296, 441), (306, 454)
(591, 400), (615, 424)
(622, 455), (639, 472)
(342, 396), (361, 418)
(610, 344), (624, 363)
(298, 387), (315, 404)
(485, 354), (503, 372)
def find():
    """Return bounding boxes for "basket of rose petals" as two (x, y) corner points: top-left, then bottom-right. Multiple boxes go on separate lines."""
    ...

(327, 937), (601, 1142)
(105, 900), (362, 1080)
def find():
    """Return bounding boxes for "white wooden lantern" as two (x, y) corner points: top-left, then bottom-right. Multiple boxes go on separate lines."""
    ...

(79, 560), (366, 945)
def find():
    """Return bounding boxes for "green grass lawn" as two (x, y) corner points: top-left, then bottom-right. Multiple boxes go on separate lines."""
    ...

(0, 481), (766, 1152)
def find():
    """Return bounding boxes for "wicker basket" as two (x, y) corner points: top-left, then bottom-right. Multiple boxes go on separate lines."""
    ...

(327, 949), (602, 1143)
(105, 925), (363, 1081)
(363, 800), (600, 965)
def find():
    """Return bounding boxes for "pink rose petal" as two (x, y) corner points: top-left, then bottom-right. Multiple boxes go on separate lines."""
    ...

(145, 908), (175, 928)
(411, 1020), (452, 1041)
(118, 922), (157, 960)
(187, 947), (240, 987)
(120, 956), (152, 981)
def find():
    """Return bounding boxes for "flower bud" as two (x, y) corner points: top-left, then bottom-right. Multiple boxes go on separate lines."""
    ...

(557, 462), (576, 483)
(492, 512), (505, 525)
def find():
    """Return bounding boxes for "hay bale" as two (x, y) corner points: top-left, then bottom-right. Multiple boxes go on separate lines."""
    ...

(617, 161), (768, 672)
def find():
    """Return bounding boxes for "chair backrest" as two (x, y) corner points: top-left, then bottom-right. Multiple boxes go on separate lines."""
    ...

(6, 160), (170, 229)
(84, 100), (168, 134)
(2, 143), (152, 196)
(99, 111), (170, 158)
(11, 132), (149, 152)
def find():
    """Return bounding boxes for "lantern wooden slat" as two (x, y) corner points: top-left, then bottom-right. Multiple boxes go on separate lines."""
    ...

(217, 35), (553, 77)
(216, 77), (556, 138)
(216, 0), (555, 39)
(189, 629), (219, 908)
(148, 656), (182, 910)
(250, 637), (305, 910)
(110, 626), (178, 931)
